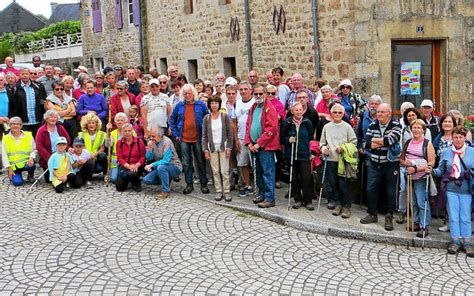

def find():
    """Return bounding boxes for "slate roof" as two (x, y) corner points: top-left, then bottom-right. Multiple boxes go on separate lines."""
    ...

(0, 1), (46, 34)
(48, 3), (81, 24)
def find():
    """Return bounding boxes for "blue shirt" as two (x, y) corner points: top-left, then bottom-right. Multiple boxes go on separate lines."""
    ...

(49, 127), (59, 153)
(22, 81), (37, 125)
(341, 95), (354, 117)
(0, 88), (8, 117)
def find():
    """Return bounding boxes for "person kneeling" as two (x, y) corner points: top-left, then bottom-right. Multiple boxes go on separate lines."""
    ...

(143, 127), (182, 199)
(116, 124), (145, 192)
(48, 137), (78, 193)
(70, 137), (94, 187)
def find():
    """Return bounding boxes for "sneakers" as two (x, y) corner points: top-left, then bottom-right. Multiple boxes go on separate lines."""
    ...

(327, 201), (336, 210)
(416, 228), (429, 238)
(438, 224), (450, 232)
(292, 201), (302, 209)
(157, 192), (170, 199)
(360, 214), (378, 224)
(239, 186), (253, 197)
(332, 205), (342, 216)
(275, 181), (282, 189)
(224, 193), (232, 202)
(305, 203), (315, 211)
(463, 243), (474, 257)
(85, 181), (93, 188)
(201, 185), (210, 194)
(252, 196), (264, 204)
(215, 193), (223, 201)
(258, 200), (275, 208)
(183, 185), (194, 194)
(384, 215), (394, 231)
(341, 207), (351, 219)
(447, 241), (461, 254)
(396, 212), (405, 224)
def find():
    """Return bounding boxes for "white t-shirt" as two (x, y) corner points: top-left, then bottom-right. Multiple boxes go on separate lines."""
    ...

(70, 149), (91, 172)
(235, 97), (255, 140)
(140, 93), (171, 128)
(211, 114), (223, 151)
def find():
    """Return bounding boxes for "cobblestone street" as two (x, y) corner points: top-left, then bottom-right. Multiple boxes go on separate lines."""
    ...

(0, 176), (473, 295)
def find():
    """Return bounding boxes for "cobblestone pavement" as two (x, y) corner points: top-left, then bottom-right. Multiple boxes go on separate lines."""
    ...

(0, 175), (473, 295)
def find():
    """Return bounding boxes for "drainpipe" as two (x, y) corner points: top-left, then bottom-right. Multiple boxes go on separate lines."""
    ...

(137, 0), (144, 65)
(243, 0), (253, 71)
(311, 0), (321, 77)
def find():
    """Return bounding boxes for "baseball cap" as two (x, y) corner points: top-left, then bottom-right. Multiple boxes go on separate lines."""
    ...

(224, 77), (238, 87)
(149, 78), (160, 86)
(73, 66), (88, 73)
(420, 99), (434, 108)
(73, 137), (85, 146)
(55, 137), (68, 145)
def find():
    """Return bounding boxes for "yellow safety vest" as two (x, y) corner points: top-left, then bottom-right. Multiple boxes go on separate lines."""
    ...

(79, 131), (105, 154)
(3, 131), (33, 171)
(109, 129), (136, 169)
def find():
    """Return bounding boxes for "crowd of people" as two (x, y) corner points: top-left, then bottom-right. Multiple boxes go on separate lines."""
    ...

(0, 55), (473, 257)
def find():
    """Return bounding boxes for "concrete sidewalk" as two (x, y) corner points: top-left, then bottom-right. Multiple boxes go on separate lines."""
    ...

(175, 181), (451, 249)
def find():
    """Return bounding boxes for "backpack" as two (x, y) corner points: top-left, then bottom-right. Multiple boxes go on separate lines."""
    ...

(402, 138), (429, 160)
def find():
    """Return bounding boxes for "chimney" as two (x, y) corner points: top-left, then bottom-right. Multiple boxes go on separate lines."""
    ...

(50, 2), (58, 14)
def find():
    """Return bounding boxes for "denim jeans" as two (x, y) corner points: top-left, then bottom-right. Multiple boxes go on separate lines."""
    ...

(411, 177), (431, 228)
(110, 167), (118, 183)
(447, 192), (472, 240)
(366, 161), (398, 215)
(143, 164), (181, 192)
(11, 164), (36, 186)
(254, 150), (276, 203)
(181, 142), (207, 186)
(398, 167), (407, 213)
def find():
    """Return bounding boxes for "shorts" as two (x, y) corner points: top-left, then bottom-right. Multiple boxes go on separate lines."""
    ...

(236, 139), (251, 167)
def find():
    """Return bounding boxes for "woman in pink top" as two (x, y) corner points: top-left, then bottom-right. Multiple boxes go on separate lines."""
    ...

(316, 85), (333, 120)
(400, 119), (435, 237)
(266, 84), (285, 121)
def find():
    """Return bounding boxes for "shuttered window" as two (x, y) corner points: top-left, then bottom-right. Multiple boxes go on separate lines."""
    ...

(92, 0), (102, 33)
(116, 0), (123, 29)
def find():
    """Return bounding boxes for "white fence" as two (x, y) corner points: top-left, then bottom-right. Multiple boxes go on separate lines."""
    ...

(15, 32), (83, 63)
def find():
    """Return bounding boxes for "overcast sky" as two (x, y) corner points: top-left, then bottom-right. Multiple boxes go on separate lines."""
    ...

(0, 0), (78, 18)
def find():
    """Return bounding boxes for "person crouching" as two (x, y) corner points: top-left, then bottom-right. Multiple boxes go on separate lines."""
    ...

(48, 137), (78, 193)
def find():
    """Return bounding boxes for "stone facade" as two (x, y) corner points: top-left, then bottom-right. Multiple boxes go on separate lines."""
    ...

(81, 0), (474, 114)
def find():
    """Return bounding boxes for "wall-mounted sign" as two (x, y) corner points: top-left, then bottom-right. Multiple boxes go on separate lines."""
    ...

(400, 62), (421, 95)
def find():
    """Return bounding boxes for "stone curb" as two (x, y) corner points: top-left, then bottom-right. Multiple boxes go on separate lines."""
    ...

(188, 191), (449, 250)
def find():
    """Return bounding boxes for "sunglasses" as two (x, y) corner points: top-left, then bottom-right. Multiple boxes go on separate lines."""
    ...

(159, 81), (167, 84)
(54, 88), (64, 91)
(95, 76), (103, 79)
(341, 86), (351, 89)
(332, 111), (343, 114)
(267, 92), (276, 95)
(117, 87), (125, 90)
(254, 92), (264, 96)
(150, 85), (160, 88)
(30, 72), (37, 75)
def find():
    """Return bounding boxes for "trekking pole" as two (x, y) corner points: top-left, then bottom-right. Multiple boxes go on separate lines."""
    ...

(252, 152), (258, 196)
(27, 169), (49, 193)
(359, 160), (364, 208)
(422, 174), (430, 250)
(104, 102), (113, 186)
(287, 141), (295, 211)
(317, 156), (328, 213)
(406, 174), (411, 249)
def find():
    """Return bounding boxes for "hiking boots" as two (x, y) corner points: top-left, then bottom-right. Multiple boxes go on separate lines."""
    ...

(463, 243), (474, 257)
(341, 207), (351, 219)
(215, 193), (223, 201)
(396, 212), (405, 224)
(224, 193), (232, 202)
(332, 205), (342, 216)
(183, 185), (194, 194)
(447, 242), (461, 255)
(258, 201), (275, 208)
(360, 214), (378, 224)
(305, 203), (315, 211)
(384, 215), (394, 231)
(416, 228), (429, 238)
(292, 201), (303, 209)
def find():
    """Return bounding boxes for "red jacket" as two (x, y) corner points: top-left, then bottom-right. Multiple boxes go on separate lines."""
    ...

(35, 123), (71, 168)
(117, 137), (146, 167)
(244, 99), (281, 151)
(110, 92), (136, 125)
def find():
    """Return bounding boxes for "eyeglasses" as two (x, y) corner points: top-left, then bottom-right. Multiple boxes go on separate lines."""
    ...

(159, 81), (167, 84)
(54, 88), (64, 91)
(30, 72), (37, 76)
(254, 93), (264, 96)
(297, 96), (308, 100)
(267, 92), (276, 95)
(332, 111), (343, 114)
(341, 86), (351, 89)
(95, 76), (103, 79)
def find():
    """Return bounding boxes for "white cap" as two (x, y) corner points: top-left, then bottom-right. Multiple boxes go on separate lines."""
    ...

(149, 79), (160, 86)
(420, 99), (434, 108)
(74, 66), (88, 73)
(224, 77), (238, 87)
(55, 137), (68, 145)
(338, 79), (353, 89)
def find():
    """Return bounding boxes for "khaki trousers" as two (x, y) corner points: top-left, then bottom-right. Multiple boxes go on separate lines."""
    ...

(210, 151), (230, 194)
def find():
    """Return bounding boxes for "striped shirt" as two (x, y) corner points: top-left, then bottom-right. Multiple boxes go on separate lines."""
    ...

(365, 119), (402, 163)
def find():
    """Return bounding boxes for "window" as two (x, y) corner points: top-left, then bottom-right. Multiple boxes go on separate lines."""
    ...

(188, 59), (198, 82)
(223, 57), (236, 77)
(92, 0), (102, 33)
(184, 0), (193, 14)
(391, 40), (441, 113)
(160, 58), (168, 75)
(128, 0), (134, 25)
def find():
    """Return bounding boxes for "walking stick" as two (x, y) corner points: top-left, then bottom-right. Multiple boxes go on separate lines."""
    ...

(252, 152), (258, 196)
(317, 156), (328, 213)
(104, 102), (113, 186)
(359, 160), (365, 208)
(27, 169), (49, 193)
(422, 174), (430, 250)
(287, 142), (295, 211)
(406, 173), (412, 249)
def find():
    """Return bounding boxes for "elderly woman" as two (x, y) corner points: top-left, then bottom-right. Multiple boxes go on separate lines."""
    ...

(401, 107), (432, 144)
(94, 72), (106, 94)
(400, 119), (435, 237)
(433, 114), (457, 157)
(77, 80), (108, 129)
(73, 73), (89, 100)
(335, 79), (366, 125)
(134, 80), (150, 108)
(170, 83), (210, 195)
(281, 102), (315, 210)
(102, 71), (119, 101)
(316, 85), (333, 120)
(35, 110), (71, 181)
(45, 81), (77, 140)
(144, 127), (182, 198)
(62, 76), (75, 98)
(433, 126), (474, 257)
(116, 123), (146, 192)
(5, 72), (17, 94)
(319, 104), (357, 217)
(110, 80), (136, 125)
(202, 95), (233, 201)
(106, 112), (131, 183)
(79, 113), (107, 175)
(448, 109), (473, 144)
(266, 84), (285, 121)
(2, 117), (37, 186)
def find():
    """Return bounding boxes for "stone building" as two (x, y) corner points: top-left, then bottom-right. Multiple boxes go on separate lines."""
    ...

(81, 0), (474, 114)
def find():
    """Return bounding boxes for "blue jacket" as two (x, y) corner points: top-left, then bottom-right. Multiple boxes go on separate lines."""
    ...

(281, 116), (313, 160)
(170, 100), (209, 142)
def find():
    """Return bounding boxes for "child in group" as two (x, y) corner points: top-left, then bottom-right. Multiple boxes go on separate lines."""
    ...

(70, 137), (94, 187)
(128, 105), (144, 139)
(48, 137), (78, 193)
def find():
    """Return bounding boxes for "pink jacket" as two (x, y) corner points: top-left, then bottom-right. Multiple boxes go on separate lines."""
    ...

(244, 99), (281, 151)
(270, 98), (286, 121)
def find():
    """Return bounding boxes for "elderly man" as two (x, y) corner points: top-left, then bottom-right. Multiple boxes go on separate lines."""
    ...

(1, 57), (19, 77)
(419, 99), (440, 140)
(126, 67), (140, 96)
(144, 127), (182, 198)
(215, 72), (225, 84)
(360, 103), (402, 231)
(271, 67), (290, 107)
(356, 95), (383, 153)
(248, 70), (259, 87)
(141, 79), (171, 138)
(9, 68), (46, 136)
(285, 73), (316, 109)
(37, 64), (58, 96)
(265, 70), (273, 85)
(245, 84), (280, 208)
(167, 65), (179, 82)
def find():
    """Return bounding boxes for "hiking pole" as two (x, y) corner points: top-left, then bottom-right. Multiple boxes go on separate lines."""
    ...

(27, 169), (49, 193)
(359, 160), (364, 208)
(317, 156), (328, 213)
(252, 152), (258, 196)
(287, 141), (295, 211)
(406, 174), (412, 249)
(422, 174), (430, 250)
(104, 101), (113, 186)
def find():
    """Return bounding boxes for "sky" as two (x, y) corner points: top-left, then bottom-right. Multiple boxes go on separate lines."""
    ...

(0, 0), (78, 18)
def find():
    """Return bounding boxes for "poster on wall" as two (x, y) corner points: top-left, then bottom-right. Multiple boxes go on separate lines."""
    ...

(400, 62), (421, 95)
